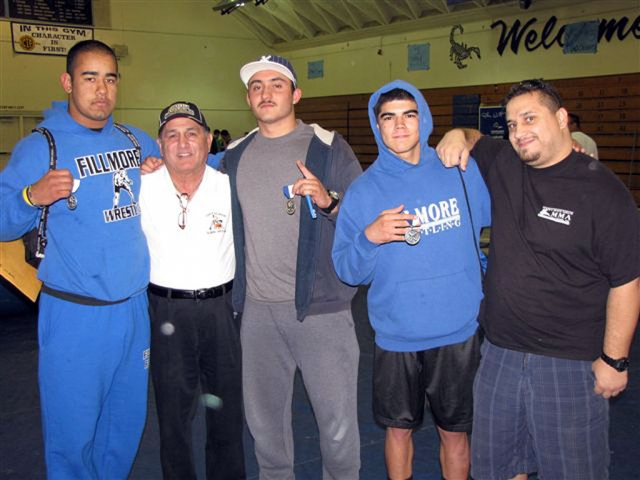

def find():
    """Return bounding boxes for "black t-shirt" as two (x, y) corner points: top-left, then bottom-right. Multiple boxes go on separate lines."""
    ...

(472, 136), (639, 360)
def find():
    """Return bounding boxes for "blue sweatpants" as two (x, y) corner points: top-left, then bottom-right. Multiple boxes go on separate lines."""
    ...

(38, 291), (150, 479)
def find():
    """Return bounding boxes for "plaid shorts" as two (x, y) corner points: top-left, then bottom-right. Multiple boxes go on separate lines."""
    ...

(471, 339), (609, 480)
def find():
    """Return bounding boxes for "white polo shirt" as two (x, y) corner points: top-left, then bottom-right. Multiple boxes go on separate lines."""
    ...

(571, 131), (599, 160)
(140, 165), (234, 289)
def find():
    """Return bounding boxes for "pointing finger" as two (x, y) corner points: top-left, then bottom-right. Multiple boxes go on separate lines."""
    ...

(296, 160), (317, 179)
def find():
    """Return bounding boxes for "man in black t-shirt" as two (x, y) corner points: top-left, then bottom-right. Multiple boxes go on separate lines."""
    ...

(436, 79), (639, 480)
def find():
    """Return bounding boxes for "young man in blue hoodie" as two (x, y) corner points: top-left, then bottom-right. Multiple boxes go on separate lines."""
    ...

(0, 40), (159, 478)
(332, 81), (490, 480)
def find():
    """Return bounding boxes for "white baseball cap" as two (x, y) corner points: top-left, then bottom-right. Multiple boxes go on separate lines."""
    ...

(240, 54), (298, 88)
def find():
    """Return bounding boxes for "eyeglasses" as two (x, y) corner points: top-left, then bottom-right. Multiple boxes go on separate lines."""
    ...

(177, 193), (189, 230)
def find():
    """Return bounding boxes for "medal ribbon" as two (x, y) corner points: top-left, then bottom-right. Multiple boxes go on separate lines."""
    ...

(283, 184), (317, 219)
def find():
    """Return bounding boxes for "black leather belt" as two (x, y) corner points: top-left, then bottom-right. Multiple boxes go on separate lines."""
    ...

(148, 280), (233, 300)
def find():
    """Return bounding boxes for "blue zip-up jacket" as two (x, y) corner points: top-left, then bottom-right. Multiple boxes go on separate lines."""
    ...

(0, 101), (160, 301)
(222, 123), (362, 321)
(332, 80), (491, 351)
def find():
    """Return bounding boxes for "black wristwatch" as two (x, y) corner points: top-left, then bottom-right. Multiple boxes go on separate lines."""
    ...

(600, 352), (630, 372)
(320, 190), (340, 214)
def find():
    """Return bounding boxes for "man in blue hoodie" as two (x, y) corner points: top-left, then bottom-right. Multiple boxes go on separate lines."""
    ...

(0, 40), (159, 478)
(332, 81), (490, 480)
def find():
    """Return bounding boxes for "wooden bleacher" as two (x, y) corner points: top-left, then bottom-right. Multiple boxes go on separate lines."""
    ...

(296, 72), (640, 205)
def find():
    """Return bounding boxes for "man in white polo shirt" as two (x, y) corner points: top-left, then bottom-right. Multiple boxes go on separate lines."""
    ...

(568, 113), (598, 160)
(140, 101), (244, 479)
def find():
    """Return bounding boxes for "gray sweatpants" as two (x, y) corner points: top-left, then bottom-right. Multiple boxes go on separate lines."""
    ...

(242, 298), (361, 480)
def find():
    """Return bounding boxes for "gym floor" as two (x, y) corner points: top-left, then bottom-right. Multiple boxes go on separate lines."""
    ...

(1, 283), (638, 479)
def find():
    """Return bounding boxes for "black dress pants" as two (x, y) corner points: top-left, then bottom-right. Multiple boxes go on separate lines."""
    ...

(149, 289), (245, 480)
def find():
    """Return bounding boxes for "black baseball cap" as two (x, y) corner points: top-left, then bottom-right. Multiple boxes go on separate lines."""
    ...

(158, 101), (208, 133)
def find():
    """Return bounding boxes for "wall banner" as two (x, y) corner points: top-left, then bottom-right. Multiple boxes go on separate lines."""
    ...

(8, 0), (93, 25)
(11, 22), (93, 56)
(479, 106), (507, 139)
(308, 60), (324, 79)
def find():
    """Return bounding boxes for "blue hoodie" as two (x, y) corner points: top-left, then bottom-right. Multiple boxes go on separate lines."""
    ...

(332, 80), (491, 352)
(0, 101), (160, 301)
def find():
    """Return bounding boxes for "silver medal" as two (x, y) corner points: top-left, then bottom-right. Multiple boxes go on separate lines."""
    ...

(67, 194), (78, 210)
(286, 198), (295, 215)
(405, 226), (421, 245)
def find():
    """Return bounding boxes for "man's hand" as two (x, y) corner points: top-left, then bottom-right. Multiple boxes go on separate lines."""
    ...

(571, 139), (590, 156)
(592, 357), (628, 399)
(28, 169), (74, 206)
(595, 279), (639, 398)
(293, 160), (332, 210)
(436, 129), (472, 171)
(140, 156), (164, 175)
(365, 205), (417, 245)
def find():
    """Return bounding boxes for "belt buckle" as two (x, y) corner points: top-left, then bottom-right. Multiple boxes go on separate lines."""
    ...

(195, 288), (209, 300)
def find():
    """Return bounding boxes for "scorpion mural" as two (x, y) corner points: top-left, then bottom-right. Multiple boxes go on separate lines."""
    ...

(449, 24), (481, 69)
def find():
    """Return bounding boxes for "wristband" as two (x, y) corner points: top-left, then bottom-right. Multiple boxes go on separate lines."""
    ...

(23, 185), (41, 208)
(23, 186), (35, 207)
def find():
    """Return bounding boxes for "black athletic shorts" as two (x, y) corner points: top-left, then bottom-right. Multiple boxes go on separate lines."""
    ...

(373, 331), (481, 432)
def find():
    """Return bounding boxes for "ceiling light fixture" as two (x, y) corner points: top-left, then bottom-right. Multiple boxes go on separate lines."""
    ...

(213, 0), (268, 16)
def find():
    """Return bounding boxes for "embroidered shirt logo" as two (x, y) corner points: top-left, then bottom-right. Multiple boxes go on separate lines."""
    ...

(207, 212), (227, 234)
(538, 206), (573, 226)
